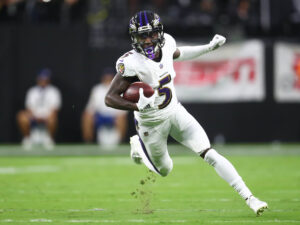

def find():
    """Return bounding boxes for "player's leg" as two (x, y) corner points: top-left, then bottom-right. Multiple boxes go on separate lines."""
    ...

(46, 112), (58, 138)
(130, 119), (173, 177)
(202, 148), (268, 215)
(42, 112), (59, 150)
(170, 104), (268, 215)
(115, 114), (128, 142)
(16, 110), (31, 138)
(94, 113), (121, 146)
(81, 111), (95, 143)
(16, 110), (32, 149)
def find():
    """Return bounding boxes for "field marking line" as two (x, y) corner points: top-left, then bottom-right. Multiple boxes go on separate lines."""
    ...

(0, 208), (299, 214)
(6, 189), (300, 194)
(1, 219), (300, 224)
(0, 219), (187, 223)
(209, 220), (300, 223)
(2, 198), (300, 204)
(0, 165), (60, 174)
(30, 219), (53, 222)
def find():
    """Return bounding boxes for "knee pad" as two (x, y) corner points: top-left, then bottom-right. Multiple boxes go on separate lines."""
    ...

(158, 158), (173, 177)
(203, 149), (219, 166)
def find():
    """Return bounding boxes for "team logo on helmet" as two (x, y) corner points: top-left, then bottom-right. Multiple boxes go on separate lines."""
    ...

(129, 18), (137, 33)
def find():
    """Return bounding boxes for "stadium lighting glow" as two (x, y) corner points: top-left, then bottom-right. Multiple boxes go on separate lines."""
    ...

(43, 0), (51, 2)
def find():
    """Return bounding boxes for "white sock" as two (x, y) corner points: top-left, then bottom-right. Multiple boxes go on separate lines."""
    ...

(204, 149), (252, 200)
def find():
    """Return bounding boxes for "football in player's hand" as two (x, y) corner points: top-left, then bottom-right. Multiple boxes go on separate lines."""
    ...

(123, 82), (154, 103)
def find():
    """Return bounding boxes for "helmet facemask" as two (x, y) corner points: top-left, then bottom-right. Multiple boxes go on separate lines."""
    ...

(129, 11), (165, 59)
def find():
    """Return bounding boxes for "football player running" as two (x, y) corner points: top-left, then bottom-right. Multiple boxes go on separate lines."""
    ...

(105, 10), (268, 216)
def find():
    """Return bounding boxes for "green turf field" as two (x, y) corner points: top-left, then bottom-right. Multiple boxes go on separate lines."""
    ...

(0, 144), (299, 224)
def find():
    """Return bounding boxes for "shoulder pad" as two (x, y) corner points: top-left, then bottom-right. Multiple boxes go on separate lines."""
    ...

(116, 51), (136, 77)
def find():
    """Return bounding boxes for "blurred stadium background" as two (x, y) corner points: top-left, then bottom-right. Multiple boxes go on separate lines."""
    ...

(1, 1), (300, 224)
(0, 0), (300, 144)
(1, 0), (300, 144)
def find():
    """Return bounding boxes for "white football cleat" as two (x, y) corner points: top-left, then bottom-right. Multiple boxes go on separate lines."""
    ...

(246, 196), (268, 216)
(43, 134), (54, 151)
(22, 137), (32, 151)
(130, 135), (142, 164)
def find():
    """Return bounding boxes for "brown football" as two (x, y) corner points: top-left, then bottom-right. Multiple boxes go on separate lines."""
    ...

(123, 82), (154, 103)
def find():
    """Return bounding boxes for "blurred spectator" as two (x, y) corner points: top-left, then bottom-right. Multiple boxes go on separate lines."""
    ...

(0, 0), (25, 22)
(290, 0), (300, 25)
(237, 0), (250, 21)
(127, 0), (168, 16)
(60, 0), (87, 25)
(1, 0), (300, 41)
(87, 0), (129, 47)
(26, 0), (61, 23)
(238, 0), (260, 36)
(194, 0), (216, 34)
(0, 0), (86, 24)
(16, 68), (62, 150)
(81, 68), (128, 148)
(285, 0), (300, 35)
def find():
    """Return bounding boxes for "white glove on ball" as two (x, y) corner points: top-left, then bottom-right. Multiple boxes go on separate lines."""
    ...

(136, 88), (156, 112)
(209, 34), (226, 51)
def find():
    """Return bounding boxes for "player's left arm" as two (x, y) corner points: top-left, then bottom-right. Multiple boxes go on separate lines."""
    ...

(173, 34), (226, 61)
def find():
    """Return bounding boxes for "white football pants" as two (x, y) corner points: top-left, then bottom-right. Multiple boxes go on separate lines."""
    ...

(135, 103), (210, 176)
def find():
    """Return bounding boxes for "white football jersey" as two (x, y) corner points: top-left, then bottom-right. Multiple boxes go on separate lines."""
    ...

(116, 33), (179, 124)
(25, 85), (61, 119)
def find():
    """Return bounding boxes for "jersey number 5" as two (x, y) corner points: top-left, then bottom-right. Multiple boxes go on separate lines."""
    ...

(158, 74), (172, 109)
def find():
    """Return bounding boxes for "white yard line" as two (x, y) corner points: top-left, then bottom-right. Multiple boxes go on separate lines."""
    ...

(6, 188), (300, 194)
(1, 198), (300, 203)
(0, 219), (300, 224)
(0, 166), (59, 174)
(0, 207), (298, 213)
(208, 220), (300, 223)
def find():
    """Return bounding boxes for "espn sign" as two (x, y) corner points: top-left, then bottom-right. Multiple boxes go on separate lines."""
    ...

(174, 58), (256, 85)
(275, 43), (300, 102)
(174, 40), (265, 102)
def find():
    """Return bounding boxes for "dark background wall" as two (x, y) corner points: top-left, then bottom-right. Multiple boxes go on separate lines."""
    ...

(0, 24), (299, 143)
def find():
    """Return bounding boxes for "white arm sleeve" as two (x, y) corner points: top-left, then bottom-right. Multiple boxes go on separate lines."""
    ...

(175, 44), (213, 61)
(175, 34), (226, 61)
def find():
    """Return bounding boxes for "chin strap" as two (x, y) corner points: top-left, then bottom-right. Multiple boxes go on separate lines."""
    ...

(144, 46), (156, 59)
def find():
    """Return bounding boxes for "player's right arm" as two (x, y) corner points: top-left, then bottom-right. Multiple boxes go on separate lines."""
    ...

(107, 51), (156, 112)
(105, 72), (139, 111)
